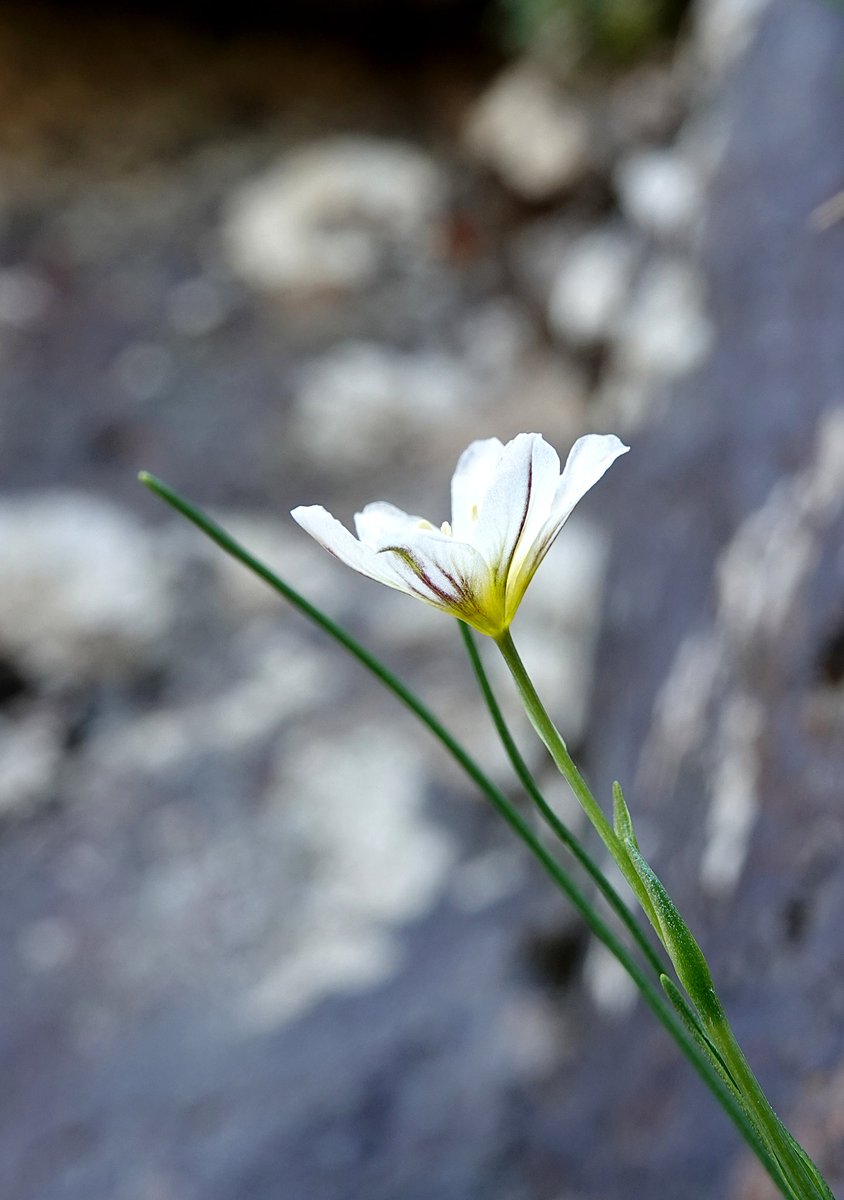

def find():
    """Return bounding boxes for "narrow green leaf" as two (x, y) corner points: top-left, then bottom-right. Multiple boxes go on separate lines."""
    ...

(778, 1125), (836, 1200)
(612, 780), (638, 848)
(625, 840), (720, 1023)
(660, 976), (794, 1198)
(660, 975), (737, 1092)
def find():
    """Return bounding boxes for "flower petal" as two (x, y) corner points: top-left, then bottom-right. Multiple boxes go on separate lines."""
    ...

(501, 433), (628, 623)
(354, 501), (439, 549)
(469, 433), (560, 577)
(376, 530), (503, 634)
(506, 436), (562, 579)
(292, 431), (628, 639)
(291, 505), (413, 593)
(450, 437), (504, 542)
(551, 434), (629, 531)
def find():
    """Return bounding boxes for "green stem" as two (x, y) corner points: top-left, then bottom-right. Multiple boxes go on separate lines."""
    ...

(496, 624), (828, 1200)
(495, 628), (657, 926)
(459, 621), (666, 981)
(138, 472), (791, 1197)
(707, 1009), (828, 1200)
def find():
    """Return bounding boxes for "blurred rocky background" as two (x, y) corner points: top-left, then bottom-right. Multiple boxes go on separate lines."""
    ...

(1, 0), (843, 1197)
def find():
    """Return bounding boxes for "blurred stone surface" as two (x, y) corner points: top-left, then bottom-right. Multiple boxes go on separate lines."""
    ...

(615, 256), (712, 378)
(0, 2), (841, 1200)
(547, 225), (640, 347)
(575, 4), (844, 1196)
(605, 60), (687, 146)
(291, 341), (470, 471)
(0, 711), (64, 819)
(693, 0), (774, 73)
(615, 146), (703, 240)
(0, 491), (173, 681)
(0, 266), (54, 329)
(463, 62), (592, 201)
(223, 137), (447, 297)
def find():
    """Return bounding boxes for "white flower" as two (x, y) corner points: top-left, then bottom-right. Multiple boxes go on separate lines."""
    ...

(292, 432), (628, 638)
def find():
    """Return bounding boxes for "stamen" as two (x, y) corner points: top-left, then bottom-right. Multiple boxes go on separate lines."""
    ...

(441, 521), (452, 536)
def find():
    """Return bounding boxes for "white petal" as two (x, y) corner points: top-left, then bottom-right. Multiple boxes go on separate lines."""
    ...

(550, 434), (629, 531)
(506, 436), (562, 579)
(375, 529), (501, 632)
(354, 501), (438, 549)
(290, 505), (414, 594)
(450, 437), (504, 542)
(469, 433), (560, 576)
(502, 433), (628, 623)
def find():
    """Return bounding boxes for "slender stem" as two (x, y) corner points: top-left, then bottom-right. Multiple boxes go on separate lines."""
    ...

(459, 621), (666, 981)
(495, 628), (658, 925)
(495, 629), (616, 845)
(707, 1010), (828, 1200)
(495, 624), (827, 1200)
(138, 473), (791, 1196)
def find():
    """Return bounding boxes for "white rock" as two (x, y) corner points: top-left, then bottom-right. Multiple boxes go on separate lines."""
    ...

(0, 712), (64, 819)
(584, 940), (637, 1015)
(223, 136), (446, 295)
(0, 491), (172, 679)
(614, 257), (713, 379)
(548, 227), (639, 346)
(243, 723), (456, 1029)
(464, 63), (591, 202)
(84, 630), (323, 774)
(293, 340), (470, 470)
(615, 148), (702, 240)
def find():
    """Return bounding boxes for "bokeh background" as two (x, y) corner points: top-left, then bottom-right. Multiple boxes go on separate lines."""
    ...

(1, 1), (844, 1197)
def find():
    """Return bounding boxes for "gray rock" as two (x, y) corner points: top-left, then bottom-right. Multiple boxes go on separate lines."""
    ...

(606, 61), (687, 146)
(457, 298), (534, 385)
(509, 216), (582, 306)
(581, 5), (844, 1193)
(166, 277), (232, 338)
(110, 341), (174, 402)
